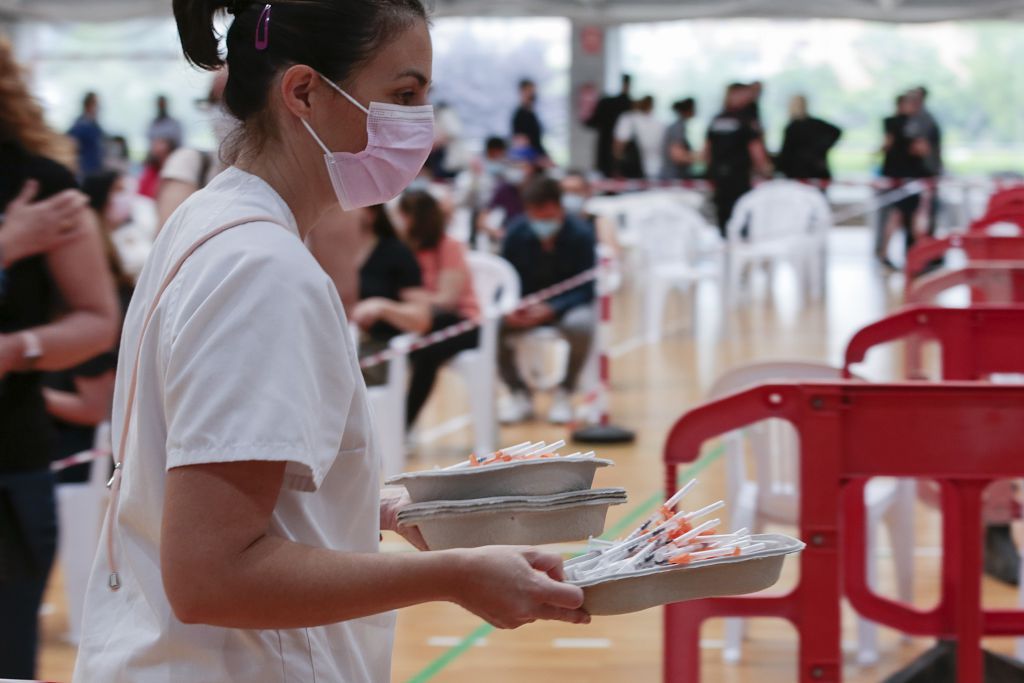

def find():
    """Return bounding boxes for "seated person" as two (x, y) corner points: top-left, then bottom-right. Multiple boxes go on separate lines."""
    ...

(498, 177), (596, 425)
(560, 169), (621, 258)
(475, 147), (540, 246)
(352, 205), (430, 386)
(396, 190), (481, 430)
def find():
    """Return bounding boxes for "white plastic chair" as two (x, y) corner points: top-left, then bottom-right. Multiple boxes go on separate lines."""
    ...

(725, 180), (832, 309)
(55, 422), (112, 644)
(445, 252), (521, 455)
(635, 200), (725, 343)
(364, 333), (413, 479)
(710, 361), (914, 667)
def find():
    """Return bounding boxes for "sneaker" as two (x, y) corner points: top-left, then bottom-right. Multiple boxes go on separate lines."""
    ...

(984, 524), (1020, 586)
(499, 391), (534, 424)
(548, 390), (574, 425)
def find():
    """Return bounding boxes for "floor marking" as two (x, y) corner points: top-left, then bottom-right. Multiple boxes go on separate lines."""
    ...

(553, 638), (612, 649)
(417, 414), (474, 444)
(428, 636), (488, 648)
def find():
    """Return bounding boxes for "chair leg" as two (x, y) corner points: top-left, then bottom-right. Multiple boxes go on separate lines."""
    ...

(723, 495), (758, 664)
(465, 362), (497, 456)
(887, 480), (916, 607)
(645, 280), (669, 344)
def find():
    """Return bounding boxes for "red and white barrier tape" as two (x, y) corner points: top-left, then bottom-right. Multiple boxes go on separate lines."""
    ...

(359, 267), (599, 370)
(50, 448), (111, 473)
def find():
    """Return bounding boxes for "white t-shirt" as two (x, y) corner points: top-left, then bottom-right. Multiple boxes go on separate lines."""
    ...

(73, 167), (394, 682)
(160, 147), (226, 189)
(614, 111), (667, 180)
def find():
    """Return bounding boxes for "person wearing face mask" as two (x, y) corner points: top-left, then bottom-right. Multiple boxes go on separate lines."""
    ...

(499, 177), (596, 425)
(477, 147), (537, 247)
(44, 171), (136, 485)
(72, 3), (590, 681)
(560, 169), (620, 258)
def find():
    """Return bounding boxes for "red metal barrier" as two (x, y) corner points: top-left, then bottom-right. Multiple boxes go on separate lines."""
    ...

(905, 263), (1024, 307)
(663, 382), (1024, 682)
(843, 305), (1024, 381)
(906, 234), (1024, 282)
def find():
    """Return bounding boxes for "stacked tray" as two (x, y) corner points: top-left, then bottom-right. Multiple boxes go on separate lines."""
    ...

(388, 441), (626, 550)
(565, 533), (805, 615)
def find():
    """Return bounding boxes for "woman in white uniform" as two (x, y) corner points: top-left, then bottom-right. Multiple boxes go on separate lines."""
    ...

(73, 2), (589, 680)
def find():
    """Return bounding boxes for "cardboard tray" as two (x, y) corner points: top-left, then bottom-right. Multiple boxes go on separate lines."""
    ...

(397, 489), (628, 550)
(565, 533), (804, 616)
(386, 457), (614, 503)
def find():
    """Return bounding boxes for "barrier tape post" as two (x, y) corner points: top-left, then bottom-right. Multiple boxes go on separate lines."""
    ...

(571, 254), (635, 445)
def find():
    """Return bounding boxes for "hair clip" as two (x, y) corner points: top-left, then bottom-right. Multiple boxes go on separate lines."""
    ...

(254, 4), (272, 51)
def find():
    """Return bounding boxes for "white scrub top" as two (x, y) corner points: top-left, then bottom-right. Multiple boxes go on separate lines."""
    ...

(73, 167), (394, 682)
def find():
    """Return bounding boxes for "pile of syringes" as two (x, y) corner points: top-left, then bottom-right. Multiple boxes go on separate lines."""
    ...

(565, 479), (766, 581)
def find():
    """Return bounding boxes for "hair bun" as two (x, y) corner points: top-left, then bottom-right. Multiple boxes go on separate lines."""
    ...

(227, 0), (255, 15)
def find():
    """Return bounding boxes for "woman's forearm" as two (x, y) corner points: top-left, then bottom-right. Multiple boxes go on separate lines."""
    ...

(378, 300), (431, 334)
(168, 538), (461, 629)
(44, 387), (105, 426)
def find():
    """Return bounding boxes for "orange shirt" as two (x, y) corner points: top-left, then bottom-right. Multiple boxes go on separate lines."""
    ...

(416, 237), (481, 321)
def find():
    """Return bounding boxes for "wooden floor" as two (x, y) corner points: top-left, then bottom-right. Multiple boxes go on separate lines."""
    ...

(36, 227), (1022, 681)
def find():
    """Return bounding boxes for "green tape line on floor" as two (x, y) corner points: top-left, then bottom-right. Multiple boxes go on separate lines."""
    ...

(405, 442), (726, 683)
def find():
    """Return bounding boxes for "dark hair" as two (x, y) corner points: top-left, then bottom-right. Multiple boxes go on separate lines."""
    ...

(485, 136), (507, 154)
(673, 98), (695, 116)
(367, 204), (398, 240)
(398, 189), (445, 250)
(621, 74), (632, 87)
(519, 78), (535, 90)
(173, 0), (427, 154)
(82, 170), (120, 214)
(82, 92), (98, 110)
(522, 177), (562, 208)
(81, 170), (133, 288)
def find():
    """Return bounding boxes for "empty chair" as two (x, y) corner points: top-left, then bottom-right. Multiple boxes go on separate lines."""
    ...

(636, 200), (724, 343)
(363, 333), (414, 478)
(445, 252), (521, 455)
(724, 180), (832, 308)
(710, 361), (914, 667)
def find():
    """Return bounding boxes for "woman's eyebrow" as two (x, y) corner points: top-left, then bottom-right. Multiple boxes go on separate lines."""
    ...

(396, 69), (430, 87)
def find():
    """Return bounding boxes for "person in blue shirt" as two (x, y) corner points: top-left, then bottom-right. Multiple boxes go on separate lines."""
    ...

(67, 92), (105, 176)
(498, 177), (596, 425)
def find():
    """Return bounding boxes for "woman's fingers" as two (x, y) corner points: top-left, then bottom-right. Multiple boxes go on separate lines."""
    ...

(534, 604), (591, 625)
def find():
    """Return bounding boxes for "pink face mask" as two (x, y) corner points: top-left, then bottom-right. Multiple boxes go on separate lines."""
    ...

(301, 74), (434, 211)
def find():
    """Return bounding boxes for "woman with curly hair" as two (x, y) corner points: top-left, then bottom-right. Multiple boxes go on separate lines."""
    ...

(0, 36), (119, 679)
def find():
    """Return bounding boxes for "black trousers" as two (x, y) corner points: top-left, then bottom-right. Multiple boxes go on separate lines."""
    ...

(713, 181), (752, 238)
(406, 311), (480, 429)
(0, 468), (57, 679)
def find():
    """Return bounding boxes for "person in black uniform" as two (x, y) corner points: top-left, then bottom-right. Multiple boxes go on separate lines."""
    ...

(511, 78), (547, 159)
(777, 95), (843, 181)
(705, 83), (772, 237)
(876, 94), (929, 268)
(585, 74), (633, 178)
(0, 37), (119, 680)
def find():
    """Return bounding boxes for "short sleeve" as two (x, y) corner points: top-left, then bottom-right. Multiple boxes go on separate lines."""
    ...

(160, 148), (203, 185)
(391, 241), (423, 291)
(25, 156), (77, 199)
(614, 115), (633, 143)
(438, 238), (468, 274)
(162, 231), (354, 492)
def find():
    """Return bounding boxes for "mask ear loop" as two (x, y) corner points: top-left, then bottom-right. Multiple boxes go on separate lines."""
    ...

(300, 118), (332, 156)
(317, 74), (371, 116)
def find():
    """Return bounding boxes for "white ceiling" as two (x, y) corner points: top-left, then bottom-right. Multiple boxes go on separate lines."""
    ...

(4, 0), (1024, 23)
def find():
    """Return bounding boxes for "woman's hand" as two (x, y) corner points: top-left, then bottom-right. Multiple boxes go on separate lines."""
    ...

(352, 298), (386, 330)
(1, 180), (88, 266)
(449, 546), (590, 629)
(380, 487), (428, 551)
(0, 334), (26, 379)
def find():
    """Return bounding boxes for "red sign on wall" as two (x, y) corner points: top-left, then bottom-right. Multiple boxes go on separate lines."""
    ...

(580, 26), (604, 55)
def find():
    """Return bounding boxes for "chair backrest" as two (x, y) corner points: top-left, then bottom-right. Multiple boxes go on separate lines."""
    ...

(727, 180), (832, 245)
(707, 361), (848, 519)
(636, 200), (713, 268)
(465, 251), (521, 315)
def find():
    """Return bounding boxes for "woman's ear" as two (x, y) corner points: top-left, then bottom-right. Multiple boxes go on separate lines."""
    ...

(278, 64), (319, 120)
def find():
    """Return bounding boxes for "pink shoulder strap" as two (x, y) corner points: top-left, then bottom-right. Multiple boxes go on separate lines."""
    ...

(105, 215), (283, 591)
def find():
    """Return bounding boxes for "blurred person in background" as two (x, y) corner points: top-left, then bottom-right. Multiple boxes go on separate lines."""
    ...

(353, 204), (430, 387)
(137, 136), (179, 199)
(560, 170), (620, 257)
(661, 97), (697, 181)
(498, 177), (596, 426)
(908, 86), (943, 236)
(705, 83), (772, 236)
(395, 190), (480, 430)
(459, 136), (507, 248)
(739, 80), (764, 135)
(155, 68), (231, 229)
(613, 95), (665, 180)
(877, 93), (929, 269)
(0, 38), (119, 679)
(147, 94), (184, 148)
(776, 95), (842, 182)
(512, 78), (547, 160)
(67, 91), (105, 177)
(585, 74), (633, 178)
(45, 170), (136, 484)
(476, 145), (540, 246)
(426, 101), (467, 179)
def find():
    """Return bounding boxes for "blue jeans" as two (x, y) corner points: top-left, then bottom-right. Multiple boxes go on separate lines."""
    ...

(0, 469), (57, 679)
